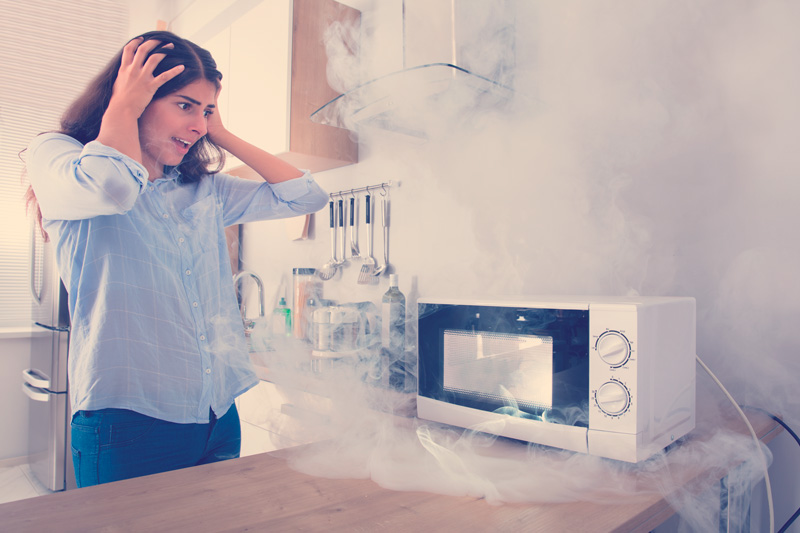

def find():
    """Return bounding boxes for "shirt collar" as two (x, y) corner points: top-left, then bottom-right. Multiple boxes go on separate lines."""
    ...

(148, 167), (181, 188)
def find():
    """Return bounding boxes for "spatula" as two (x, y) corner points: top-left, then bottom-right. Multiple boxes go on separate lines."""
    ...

(357, 194), (376, 284)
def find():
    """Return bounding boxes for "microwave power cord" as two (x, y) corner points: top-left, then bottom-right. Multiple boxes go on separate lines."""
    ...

(696, 354), (775, 533)
(739, 405), (800, 533)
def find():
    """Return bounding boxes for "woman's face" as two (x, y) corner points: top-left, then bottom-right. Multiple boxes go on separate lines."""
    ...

(138, 78), (217, 180)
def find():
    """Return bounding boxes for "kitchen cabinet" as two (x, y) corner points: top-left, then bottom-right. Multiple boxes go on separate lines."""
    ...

(236, 370), (334, 455)
(236, 381), (304, 455)
(236, 350), (417, 456)
(171, 0), (359, 173)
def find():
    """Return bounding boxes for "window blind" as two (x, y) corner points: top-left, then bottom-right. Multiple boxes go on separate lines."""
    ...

(0, 0), (129, 327)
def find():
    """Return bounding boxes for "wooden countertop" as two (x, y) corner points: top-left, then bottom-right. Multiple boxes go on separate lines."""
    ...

(0, 410), (781, 532)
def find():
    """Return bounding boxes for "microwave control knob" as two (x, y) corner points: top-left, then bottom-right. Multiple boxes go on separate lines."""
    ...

(596, 331), (631, 367)
(595, 380), (631, 416)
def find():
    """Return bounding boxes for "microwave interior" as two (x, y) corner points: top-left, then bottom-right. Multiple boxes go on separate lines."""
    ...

(418, 303), (590, 427)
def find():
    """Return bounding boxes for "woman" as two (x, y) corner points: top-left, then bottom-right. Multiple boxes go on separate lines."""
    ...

(24, 31), (328, 487)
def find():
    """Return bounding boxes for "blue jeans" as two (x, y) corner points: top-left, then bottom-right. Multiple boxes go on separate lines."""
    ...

(70, 405), (241, 488)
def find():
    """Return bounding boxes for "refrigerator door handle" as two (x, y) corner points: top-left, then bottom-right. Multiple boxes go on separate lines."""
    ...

(22, 382), (51, 403)
(23, 368), (51, 389)
(34, 322), (70, 333)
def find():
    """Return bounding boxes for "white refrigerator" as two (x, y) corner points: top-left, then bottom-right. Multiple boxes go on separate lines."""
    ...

(21, 224), (75, 491)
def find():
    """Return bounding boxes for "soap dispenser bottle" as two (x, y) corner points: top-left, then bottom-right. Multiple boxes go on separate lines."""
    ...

(271, 297), (292, 338)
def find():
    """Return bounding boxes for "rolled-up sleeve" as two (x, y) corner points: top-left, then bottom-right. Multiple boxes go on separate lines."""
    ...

(27, 133), (148, 221)
(216, 170), (329, 226)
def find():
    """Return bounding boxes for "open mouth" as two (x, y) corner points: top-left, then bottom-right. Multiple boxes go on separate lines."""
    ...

(172, 137), (192, 152)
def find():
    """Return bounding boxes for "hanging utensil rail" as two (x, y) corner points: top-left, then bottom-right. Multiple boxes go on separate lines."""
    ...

(328, 181), (394, 199)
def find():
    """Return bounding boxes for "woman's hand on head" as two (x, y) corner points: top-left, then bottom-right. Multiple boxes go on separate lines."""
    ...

(110, 37), (185, 119)
(205, 87), (230, 147)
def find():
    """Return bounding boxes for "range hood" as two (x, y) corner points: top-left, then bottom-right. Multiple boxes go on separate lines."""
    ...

(310, 62), (513, 136)
(310, 0), (516, 137)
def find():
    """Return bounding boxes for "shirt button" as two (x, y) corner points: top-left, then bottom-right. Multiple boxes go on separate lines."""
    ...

(162, 213), (169, 219)
(200, 335), (206, 341)
(149, 186), (154, 192)
(205, 369), (211, 374)
(185, 269), (192, 275)
(192, 301), (199, 308)
(178, 237), (185, 243)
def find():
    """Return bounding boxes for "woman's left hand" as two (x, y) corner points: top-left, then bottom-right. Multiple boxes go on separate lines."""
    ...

(206, 88), (228, 146)
(202, 84), (303, 182)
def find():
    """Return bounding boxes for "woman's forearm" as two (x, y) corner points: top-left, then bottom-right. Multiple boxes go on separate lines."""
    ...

(95, 102), (144, 166)
(211, 129), (304, 183)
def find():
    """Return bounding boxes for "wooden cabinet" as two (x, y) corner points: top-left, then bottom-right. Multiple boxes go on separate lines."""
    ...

(171, 0), (359, 173)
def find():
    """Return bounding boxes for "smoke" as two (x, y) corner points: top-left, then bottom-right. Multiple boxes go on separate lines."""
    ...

(239, 0), (800, 530)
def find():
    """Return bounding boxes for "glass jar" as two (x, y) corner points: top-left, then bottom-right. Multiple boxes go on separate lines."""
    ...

(292, 268), (320, 340)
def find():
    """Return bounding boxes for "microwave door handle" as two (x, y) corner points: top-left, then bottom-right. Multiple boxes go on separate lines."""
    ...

(22, 382), (51, 403)
(29, 220), (41, 305)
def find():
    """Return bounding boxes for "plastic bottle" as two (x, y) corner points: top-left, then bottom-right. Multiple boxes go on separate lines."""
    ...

(381, 274), (406, 389)
(271, 297), (292, 338)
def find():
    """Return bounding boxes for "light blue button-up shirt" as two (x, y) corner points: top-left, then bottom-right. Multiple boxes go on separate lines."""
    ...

(27, 133), (328, 423)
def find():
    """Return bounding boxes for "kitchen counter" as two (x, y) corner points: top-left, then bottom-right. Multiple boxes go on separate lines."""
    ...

(0, 409), (782, 532)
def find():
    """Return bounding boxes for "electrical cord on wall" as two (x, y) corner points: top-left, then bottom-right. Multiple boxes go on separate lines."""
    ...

(740, 405), (800, 533)
(696, 354), (775, 533)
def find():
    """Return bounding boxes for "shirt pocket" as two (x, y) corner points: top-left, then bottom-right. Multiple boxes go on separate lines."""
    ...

(180, 195), (225, 253)
(104, 419), (157, 449)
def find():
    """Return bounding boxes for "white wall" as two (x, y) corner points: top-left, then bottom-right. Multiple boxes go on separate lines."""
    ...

(124, 0), (173, 36)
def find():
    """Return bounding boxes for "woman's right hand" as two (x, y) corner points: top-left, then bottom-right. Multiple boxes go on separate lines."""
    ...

(109, 37), (185, 119)
(96, 37), (185, 173)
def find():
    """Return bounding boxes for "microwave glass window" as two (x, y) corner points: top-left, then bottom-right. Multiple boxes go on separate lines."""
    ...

(443, 330), (554, 412)
(418, 303), (590, 428)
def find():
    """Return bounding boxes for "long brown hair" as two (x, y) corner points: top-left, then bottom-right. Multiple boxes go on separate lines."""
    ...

(25, 31), (225, 238)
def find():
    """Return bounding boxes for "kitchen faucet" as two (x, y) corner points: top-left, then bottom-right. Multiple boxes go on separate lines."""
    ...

(232, 270), (265, 333)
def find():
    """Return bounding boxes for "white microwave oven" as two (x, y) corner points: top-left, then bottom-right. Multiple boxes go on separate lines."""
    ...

(417, 296), (696, 463)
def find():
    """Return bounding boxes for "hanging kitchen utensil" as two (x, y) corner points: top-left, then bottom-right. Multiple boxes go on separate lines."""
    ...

(337, 198), (347, 265)
(318, 200), (338, 280)
(349, 194), (360, 258)
(357, 194), (377, 284)
(373, 192), (391, 276)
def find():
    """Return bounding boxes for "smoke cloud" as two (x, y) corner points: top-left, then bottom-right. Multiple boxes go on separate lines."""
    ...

(240, 0), (799, 530)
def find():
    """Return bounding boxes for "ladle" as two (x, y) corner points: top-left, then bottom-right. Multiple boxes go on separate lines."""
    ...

(318, 200), (338, 280)
(349, 194), (360, 258)
(373, 193), (391, 276)
(336, 198), (347, 266)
